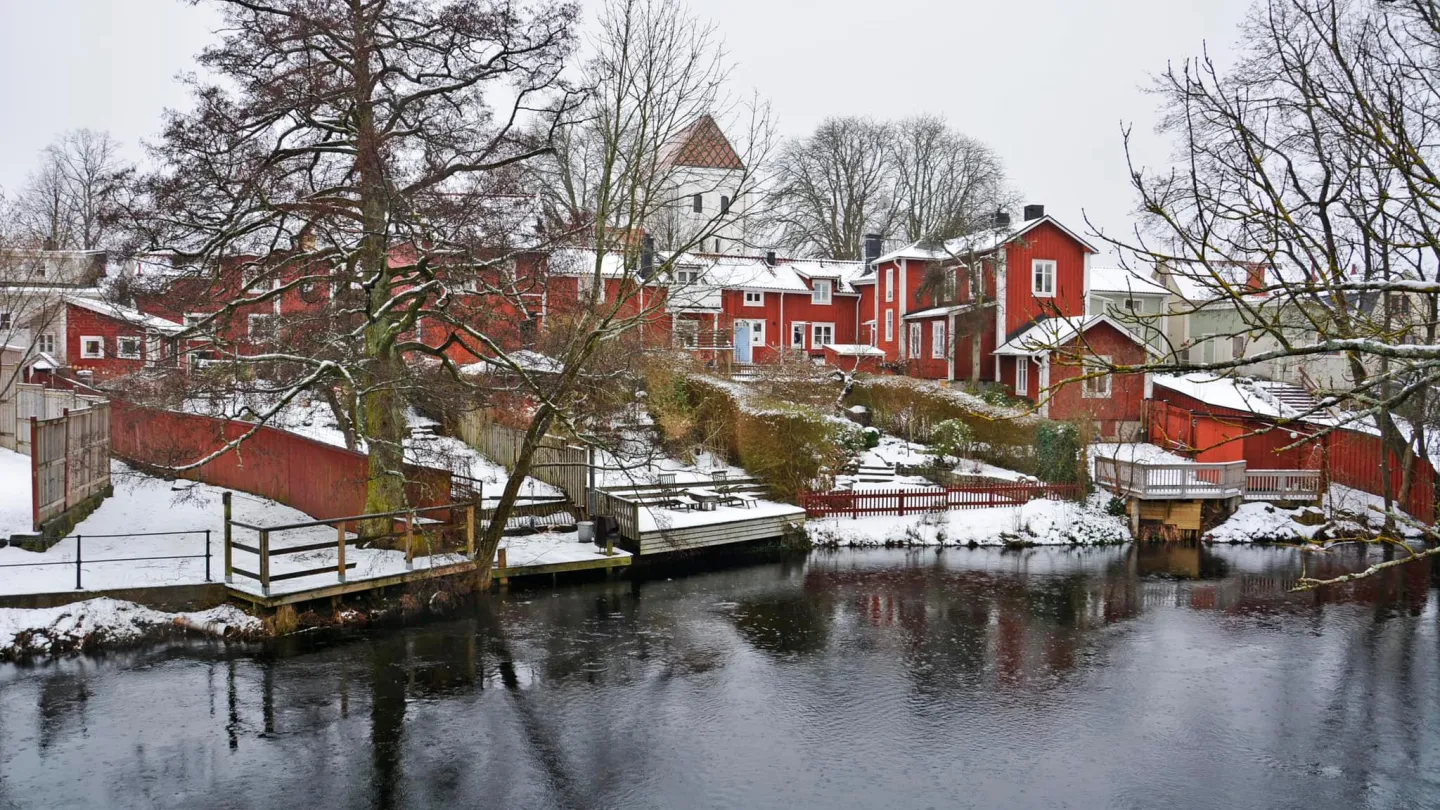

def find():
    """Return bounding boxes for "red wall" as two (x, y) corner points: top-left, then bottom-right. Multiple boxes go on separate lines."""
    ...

(1003, 221), (1088, 338)
(66, 304), (158, 381)
(110, 401), (452, 521)
(1045, 321), (1147, 437)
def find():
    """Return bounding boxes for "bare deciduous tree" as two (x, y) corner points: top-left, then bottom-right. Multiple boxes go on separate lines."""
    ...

(764, 116), (896, 260)
(15, 129), (130, 251)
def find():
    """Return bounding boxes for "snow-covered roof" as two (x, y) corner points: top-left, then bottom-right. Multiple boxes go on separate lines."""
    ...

(825, 344), (884, 357)
(901, 302), (992, 321)
(458, 349), (563, 376)
(64, 295), (184, 335)
(1088, 266), (1170, 296)
(872, 215), (1097, 268)
(1154, 373), (1292, 418)
(993, 314), (1151, 357)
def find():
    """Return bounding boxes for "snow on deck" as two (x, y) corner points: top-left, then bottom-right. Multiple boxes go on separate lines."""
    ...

(637, 499), (805, 534)
(808, 494), (1128, 547)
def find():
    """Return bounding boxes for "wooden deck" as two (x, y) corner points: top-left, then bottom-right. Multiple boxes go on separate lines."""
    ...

(590, 479), (806, 556)
(1095, 458), (1246, 500)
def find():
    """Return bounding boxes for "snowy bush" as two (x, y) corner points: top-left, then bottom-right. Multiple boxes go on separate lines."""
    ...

(929, 419), (976, 465)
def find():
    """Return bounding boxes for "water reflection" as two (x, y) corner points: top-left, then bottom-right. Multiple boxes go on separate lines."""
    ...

(0, 545), (1436, 810)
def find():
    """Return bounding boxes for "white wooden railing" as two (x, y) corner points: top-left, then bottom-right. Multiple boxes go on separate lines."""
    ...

(1095, 457), (1247, 499)
(1243, 469), (1322, 502)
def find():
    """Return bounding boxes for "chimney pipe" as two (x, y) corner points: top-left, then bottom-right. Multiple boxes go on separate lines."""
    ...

(765, 250), (777, 267)
(993, 210), (1011, 229)
(640, 235), (655, 279)
(863, 233), (883, 265)
(1023, 204), (1045, 221)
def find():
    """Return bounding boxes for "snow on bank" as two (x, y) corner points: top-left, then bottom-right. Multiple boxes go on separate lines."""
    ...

(1206, 484), (1426, 544)
(0, 598), (260, 661)
(808, 494), (1128, 548)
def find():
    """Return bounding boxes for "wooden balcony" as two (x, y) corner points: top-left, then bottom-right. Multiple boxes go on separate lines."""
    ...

(1095, 458), (1246, 500)
(1243, 469), (1323, 503)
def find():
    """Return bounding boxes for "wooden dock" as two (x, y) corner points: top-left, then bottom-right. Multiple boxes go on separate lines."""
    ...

(1095, 457), (1321, 534)
(589, 478), (806, 556)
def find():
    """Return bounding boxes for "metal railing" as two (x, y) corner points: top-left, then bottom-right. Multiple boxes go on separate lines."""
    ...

(0, 530), (212, 591)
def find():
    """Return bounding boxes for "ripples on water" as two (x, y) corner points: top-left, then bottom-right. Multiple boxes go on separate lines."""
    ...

(0, 544), (1437, 810)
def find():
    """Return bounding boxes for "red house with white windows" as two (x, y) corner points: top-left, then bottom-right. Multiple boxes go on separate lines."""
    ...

(62, 295), (185, 382)
(864, 206), (1152, 437)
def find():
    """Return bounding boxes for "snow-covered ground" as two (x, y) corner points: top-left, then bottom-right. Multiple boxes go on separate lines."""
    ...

(0, 598), (260, 660)
(638, 499), (806, 534)
(1090, 442), (1192, 467)
(1206, 484), (1426, 544)
(499, 531), (630, 568)
(808, 493), (1129, 548)
(0, 447), (33, 540)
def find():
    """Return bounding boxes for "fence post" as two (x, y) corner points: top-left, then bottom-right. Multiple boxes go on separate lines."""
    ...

(466, 503), (476, 560)
(898, 491), (906, 517)
(29, 416), (38, 531)
(337, 521), (347, 583)
(205, 529), (212, 582)
(405, 513), (414, 571)
(223, 492), (233, 584)
(74, 534), (82, 590)
(62, 408), (70, 510)
(259, 529), (271, 596)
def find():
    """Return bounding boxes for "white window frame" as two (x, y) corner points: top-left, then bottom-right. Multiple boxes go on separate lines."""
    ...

(675, 267), (700, 285)
(80, 336), (104, 359)
(0, 312), (10, 330)
(908, 322), (921, 358)
(737, 318), (765, 347)
(1032, 259), (1056, 297)
(931, 321), (945, 359)
(885, 267), (895, 302)
(884, 310), (894, 342)
(37, 333), (56, 355)
(248, 313), (276, 341)
(116, 336), (143, 360)
(811, 322), (835, 348)
(811, 279), (832, 305)
(1015, 357), (1029, 395)
(692, 194), (703, 213)
(791, 321), (807, 349)
(1083, 355), (1113, 399)
(743, 290), (765, 307)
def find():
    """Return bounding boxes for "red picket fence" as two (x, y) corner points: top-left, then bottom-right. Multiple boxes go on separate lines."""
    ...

(801, 483), (1081, 519)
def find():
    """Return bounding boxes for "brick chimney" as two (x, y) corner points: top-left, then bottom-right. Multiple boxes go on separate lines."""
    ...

(1244, 262), (1266, 291)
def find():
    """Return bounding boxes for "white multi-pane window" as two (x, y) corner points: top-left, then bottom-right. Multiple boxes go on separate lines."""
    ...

(1032, 259), (1056, 296)
(36, 333), (56, 355)
(885, 267), (894, 301)
(812, 323), (834, 347)
(248, 313), (277, 340)
(80, 336), (104, 359)
(1083, 355), (1113, 398)
(884, 310), (894, 342)
(811, 279), (832, 305)
(744, 290), (764, 307)
(737, 318), (765, 346)
(791, 322), (807, 348)
(116, 336), (142, 360)
(908, 323), (921, 358)
(1015, 357), (1029, 395)
(931, 321), (945, 359)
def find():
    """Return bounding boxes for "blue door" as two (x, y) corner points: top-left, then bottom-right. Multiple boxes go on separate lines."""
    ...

(734, 322), (752, 364)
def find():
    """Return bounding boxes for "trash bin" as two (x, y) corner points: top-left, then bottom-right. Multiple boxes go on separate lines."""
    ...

(576, 521), (595, 544)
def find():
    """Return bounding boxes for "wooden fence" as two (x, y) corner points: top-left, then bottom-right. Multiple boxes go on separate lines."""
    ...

(800, 483), (1080, 519)
(30, 403), (112, 530)
(111, 401), (453, 521)
(448, 410), (589, 508)
(0, 380), (105, 454)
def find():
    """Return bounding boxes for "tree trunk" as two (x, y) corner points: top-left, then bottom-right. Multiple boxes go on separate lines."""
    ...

(474, 403), (557, 589)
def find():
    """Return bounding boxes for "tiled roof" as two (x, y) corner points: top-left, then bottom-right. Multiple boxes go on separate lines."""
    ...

(666, 115), (745, 170)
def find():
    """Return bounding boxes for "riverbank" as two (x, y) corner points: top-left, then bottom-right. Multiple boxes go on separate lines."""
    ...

(0, 598), (261, 662)
(807, 493), (1131, 548)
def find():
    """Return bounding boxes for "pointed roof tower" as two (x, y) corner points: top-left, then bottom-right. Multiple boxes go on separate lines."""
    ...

(665, 114), (745, 170)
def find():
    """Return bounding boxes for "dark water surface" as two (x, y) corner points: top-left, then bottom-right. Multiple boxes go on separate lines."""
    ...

(1, 545), (1438, 810)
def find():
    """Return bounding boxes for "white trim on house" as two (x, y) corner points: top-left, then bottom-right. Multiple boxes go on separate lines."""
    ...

(743, 290), (764, 307)
(884, 310), (894, 342)
(1032, 259), (1056, 297)
(1015, 356), (1029, 395)
(907, 322), (921, 358)
(791, 321), (807, 348)
(811, 322), (835, 348)
(1083, 354), (1113, 398)
(736, 318), (765, 346)
(116, 335), (142, 360)
(811, 279), (832, 305)
(931, 320), (945, 359)
(80, 335), (104, 359)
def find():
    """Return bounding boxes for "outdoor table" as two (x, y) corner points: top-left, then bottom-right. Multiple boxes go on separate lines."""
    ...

(688, 487), (721, 511)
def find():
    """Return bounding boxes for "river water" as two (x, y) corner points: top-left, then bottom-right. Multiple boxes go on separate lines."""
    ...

(1, 544), (1438, 810)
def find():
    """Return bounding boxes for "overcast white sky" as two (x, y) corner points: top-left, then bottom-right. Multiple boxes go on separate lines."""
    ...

(0, 0), (1255, 253)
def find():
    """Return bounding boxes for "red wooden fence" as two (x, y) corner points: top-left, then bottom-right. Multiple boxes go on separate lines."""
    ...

(110, 400), (452, 521)
(802, 483), (1081, 519)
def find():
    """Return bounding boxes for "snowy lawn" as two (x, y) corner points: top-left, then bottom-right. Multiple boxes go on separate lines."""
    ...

(499, 531), (630, 568)
(0, 598), (260, 660)
(807, 493), (1128, 548)
(0, 447), (33, 540)
(1090, 442), (1192, 467)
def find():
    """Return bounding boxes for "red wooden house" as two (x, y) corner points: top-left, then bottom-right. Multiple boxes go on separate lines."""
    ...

(62, 295), (185, 382)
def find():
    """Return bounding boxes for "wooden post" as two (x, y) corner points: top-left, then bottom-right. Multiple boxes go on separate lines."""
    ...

(336, 521), (347, 583)
(606, 536), (614, 557)
(466, 504), (476, 560)
(61, 408), (70, 510)
(404, 513), (414, 570)
(898, 491), (906, 517)
(259, 529), (271, 596)
(29, 416), (38, 532)
(223, 492), (233, 584)
(497, 546), (508, 586)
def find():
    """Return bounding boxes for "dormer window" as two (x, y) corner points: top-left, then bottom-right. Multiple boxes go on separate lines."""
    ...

(744, 290), (764, 307)
(1032, 259), (1056, 297)
(811, 279), (832, 305)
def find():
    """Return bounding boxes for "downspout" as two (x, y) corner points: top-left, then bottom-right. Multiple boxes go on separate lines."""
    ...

(899, 259), (908, 362)
(780, 290), (786, 360)
(946, 312), (956, 381)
